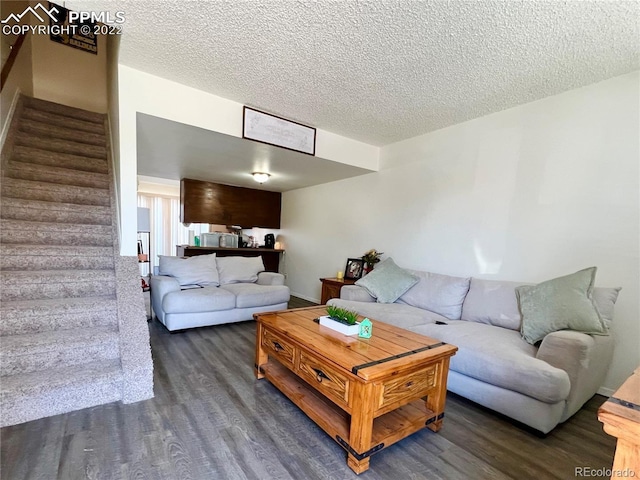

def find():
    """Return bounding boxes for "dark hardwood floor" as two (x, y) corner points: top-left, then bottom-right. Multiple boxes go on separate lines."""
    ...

(1, 297), (615, 479)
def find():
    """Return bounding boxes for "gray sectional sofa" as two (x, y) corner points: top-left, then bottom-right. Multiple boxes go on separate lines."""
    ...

(151, 255), (290, 331)
(328, 269), (620, 433)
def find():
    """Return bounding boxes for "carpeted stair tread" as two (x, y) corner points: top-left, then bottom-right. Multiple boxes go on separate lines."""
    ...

(2, 178), (111, 206)
(1, 269), (115, 285)
(22, 107), (105, 135)
(2, 326), (117, 354)
(1, 270), (116, 301)
(6, 161), (110, 189)
(0, 296), (118, 336)
(15, 131), (107, 159)
(1, 327), (119, 375)
(1, 220), (112, 247)
(0, 359), (122, 426)
(1, 232), (112, 248)
(0, 245), (115, 270)
(1, 244), (113, 256)
(19, 118), (106, 147)
(1, 256), (113, 270)
(0, 219), (112, 234)
(1, 358), (121, 394)
(1, 198), (112, 225)
(11, 145), (108, 173)
(1, 327), (119, 376)
(23, 96), (105, 125)
(0, 295), (117, 316)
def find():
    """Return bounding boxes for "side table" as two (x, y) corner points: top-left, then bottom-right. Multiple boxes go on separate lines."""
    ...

(598, 366), (640, 477)
(320, 277), (356, 304)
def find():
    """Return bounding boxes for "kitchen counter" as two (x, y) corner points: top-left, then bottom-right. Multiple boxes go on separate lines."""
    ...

(176, 246), (284, 273)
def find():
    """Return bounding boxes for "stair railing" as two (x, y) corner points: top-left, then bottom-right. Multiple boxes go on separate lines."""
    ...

(1, 33), (26, 93)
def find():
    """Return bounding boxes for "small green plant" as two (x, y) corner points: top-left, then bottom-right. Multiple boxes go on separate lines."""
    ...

(326, 305), (359, 325)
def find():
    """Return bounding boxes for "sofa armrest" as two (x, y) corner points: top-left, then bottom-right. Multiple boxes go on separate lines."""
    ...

(537, 330), (614, 419)
(340, 285), (375, 302)
(537, 330), (594, 375)
(150, 275), (181, 320)
(257, 272), (285, 286)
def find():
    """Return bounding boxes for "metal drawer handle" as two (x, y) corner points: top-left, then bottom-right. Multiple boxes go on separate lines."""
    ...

(272, 341), (284, 351)
(313, 368), (330, 383)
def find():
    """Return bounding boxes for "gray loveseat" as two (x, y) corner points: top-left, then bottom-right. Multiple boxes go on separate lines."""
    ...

(151, 255), (290, 331)
(328, 270), (620, 433)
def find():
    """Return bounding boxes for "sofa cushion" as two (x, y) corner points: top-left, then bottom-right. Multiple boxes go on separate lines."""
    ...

(592, 287), (622, 329)
(461, 278), (527, 331)
(162, 286), (235, 314)
(462, 279), (621, 333)
(216, 256), (265, 285)
(220, 283), (290, 309)
(397, 270), (470, 320)
(412, 321), (571, 403)
(158, 253), (219, 286)
(339, 285), (376, 303)
(327, 299), (449, 331)
(355, 258), (419, 303)
(516, 267), (607, 345)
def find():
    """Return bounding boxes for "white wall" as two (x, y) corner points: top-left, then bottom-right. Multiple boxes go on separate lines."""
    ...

(282, 71), (639, 392)
(137, 176), (180, 197)
(116, 65), (379, 255)
(0, 1), (33, 146)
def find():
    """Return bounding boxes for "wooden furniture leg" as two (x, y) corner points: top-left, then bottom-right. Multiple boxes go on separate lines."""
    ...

(254, 323), (267, 379)
(347, 382), (375, 474)
(425, 359), (450, 432)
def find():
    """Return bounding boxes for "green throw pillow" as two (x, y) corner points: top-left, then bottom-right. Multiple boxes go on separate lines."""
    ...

(516, 267), (608, 345)
(355, 258), (419, 304)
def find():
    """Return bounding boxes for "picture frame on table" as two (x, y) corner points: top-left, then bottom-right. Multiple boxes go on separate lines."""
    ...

(344, 258), (365, 280)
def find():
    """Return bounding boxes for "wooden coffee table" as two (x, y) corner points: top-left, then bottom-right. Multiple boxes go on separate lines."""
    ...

(254, 306), (457, 474)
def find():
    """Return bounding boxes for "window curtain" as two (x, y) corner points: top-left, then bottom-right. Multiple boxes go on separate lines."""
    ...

(137, 194), (209, 271)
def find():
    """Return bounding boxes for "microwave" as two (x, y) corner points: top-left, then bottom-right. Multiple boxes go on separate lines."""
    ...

(201, 233), (238, 248)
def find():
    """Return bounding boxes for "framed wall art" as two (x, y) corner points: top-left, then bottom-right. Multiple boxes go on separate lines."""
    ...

(243, 106), (316, 155)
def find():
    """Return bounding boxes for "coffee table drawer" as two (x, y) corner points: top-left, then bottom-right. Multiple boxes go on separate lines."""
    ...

(380, 364), (439, 409)
(298, 351), (349, 407)
(262, 328), (296, 368)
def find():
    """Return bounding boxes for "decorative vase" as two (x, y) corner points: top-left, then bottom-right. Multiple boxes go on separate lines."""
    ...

(318, 316), (360, 335)
(364, 263), (374, 275)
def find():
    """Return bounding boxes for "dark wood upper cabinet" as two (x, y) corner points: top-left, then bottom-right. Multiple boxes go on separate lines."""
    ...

(180, 178), (281, 228)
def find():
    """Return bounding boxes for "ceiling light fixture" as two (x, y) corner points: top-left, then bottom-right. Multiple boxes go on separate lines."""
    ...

(252, 172), (271, 184)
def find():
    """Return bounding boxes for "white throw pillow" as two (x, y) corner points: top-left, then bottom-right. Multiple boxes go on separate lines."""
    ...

(158, 254), (219, 286)
(216, 256), (265, 285)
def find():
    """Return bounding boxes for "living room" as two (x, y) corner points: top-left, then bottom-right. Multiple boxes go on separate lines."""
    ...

(1, 1), (639, 478)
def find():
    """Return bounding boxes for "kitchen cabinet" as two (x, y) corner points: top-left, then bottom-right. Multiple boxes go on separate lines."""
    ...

(180, 178), (281, 228)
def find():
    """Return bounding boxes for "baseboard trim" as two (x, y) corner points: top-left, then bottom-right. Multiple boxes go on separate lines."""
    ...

(597, 386), (614, 397)
(290, 291), (320, 304)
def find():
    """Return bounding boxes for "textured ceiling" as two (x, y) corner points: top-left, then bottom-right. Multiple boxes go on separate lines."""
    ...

(69, 0), (639, 145)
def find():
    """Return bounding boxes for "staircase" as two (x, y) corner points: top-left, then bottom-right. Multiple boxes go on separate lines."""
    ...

(0, 96), (154, 427)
